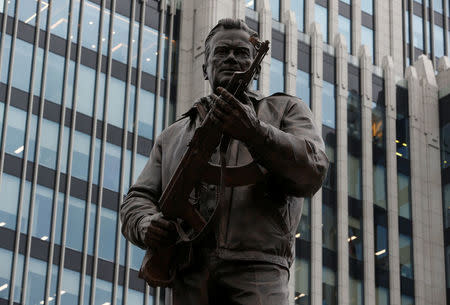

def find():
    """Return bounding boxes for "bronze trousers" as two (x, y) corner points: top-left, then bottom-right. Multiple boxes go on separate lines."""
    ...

(172, 251), (289, 305)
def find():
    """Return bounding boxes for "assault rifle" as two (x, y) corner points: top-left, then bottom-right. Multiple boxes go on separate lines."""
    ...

(139, 37), (270, 287)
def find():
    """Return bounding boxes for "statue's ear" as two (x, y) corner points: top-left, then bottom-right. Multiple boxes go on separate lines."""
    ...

(202, 64), (208, 80)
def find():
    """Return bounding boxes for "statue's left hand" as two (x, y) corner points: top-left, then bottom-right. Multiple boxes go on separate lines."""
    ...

(211, 87), (261, 143)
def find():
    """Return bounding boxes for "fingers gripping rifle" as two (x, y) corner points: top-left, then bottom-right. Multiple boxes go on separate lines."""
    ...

(139, 37), (270, 287)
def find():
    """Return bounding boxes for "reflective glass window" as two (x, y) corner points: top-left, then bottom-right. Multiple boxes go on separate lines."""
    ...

(349, 277), (363, 305)
(138, 89), (155, 139)
(434, 25), (444, 58)
(0, 174), (21, 231)
(142, 26), (159, 76)
(376, 286), (389, 305)
(246, 0), (255, 9)
(348, 215), (363, 260)
(44, 52), (65, 104)
(269, 58), (285, 95)
(110, 7), (131, 65)
(128, 288), (145, 305)
(398, 173), (411, 219)
(413, 15), (424, 50)
(270, 0), (280, 21)
(134, 153), (148, 182)
(341, 0), (351, 4)
(0, 248), (13, 299)
(60, 268), (80, 305)
(108, 77), (126, 128)
(0, 34), (11, 83)
(33, 184), (54, 240)
(71, 130), (91, 181)
(295, 258), (310, 304)
(427, 21), (431, 55)
(99, 207), (117, 262)
(95, 278), (112, 305)
(0, 103), (4, 144)
(361, 0), (373, 15)
(372, 95), (387, 209)
(82, 1), (102, 53)
(17, 0), (47, 30)
(76, 64), (96, 117)
(38, 118), (59, 169)
(24, 258), (46, 305)
(131, 245), (146, 271)
(66, 196), (86, 251)
(296, 69), (310, 107)
(156, 96), (165, 137)
(322, 81), (336, 129)
(11, 38), (33, 92)
(297, 198), (311, 241)
(12, 254), (24, 303)
(323, 204), (337, 251)
(375, 216), (389, 270)
(399, 234), (414, 279)
(401, 294), (414, 305)
(323, 266), (337, 305)
(315, 4), (328, 43)
(433, 0), (443, 13)
(291, 0), (305, 32)
(361, 26), (374, 61)
(338, 15), (351, 51)
(404, 10), (410, 45)
(348, 154), (362, 199)
(5, 107), (26, 157)
(104, 142), (121, 191)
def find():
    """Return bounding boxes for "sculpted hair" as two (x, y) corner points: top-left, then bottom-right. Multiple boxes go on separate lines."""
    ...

(204, 18), (258, 62)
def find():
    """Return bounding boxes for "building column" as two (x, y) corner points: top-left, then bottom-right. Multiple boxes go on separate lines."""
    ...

(258, 0), (272, 97)
(389, 0), (404, 76)
(328, 0), (338, 48)
(280, 0), (290, 24)
(305, 0), (315, 34)
(382, 55), (401, 305)
(284, 10), (297, 96)
(359, 45), (376, 305)
(335, 33), (349, 305)
(309, 21), (323, 305)
(374, 0), (390, 67)
(352, 0), (361, 56)
(414, 55), (446, 305)
(405, 65), (425, 305)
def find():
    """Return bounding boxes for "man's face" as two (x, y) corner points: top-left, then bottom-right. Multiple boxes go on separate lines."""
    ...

(203, 28), (254, 92)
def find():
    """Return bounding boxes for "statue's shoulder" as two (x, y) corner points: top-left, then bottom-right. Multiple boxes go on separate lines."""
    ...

(259, 92), (309, 110)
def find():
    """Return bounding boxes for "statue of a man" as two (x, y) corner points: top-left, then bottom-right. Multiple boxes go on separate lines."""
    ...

(120, 18), (328, 305)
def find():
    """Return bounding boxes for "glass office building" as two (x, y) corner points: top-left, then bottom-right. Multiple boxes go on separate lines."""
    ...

(0, 0), (449, 305)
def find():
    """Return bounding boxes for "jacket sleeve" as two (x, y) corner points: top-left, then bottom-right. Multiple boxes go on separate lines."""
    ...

(247, 98), (329, 197)
(120, 136), (162, 249)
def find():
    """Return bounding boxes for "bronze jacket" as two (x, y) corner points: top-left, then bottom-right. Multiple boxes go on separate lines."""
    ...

(120, 92), (329, 269)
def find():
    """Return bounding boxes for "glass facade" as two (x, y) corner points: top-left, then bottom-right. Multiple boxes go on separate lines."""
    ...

(0, 0), (179, 304)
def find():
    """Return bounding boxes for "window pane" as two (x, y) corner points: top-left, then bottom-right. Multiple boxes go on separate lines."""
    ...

(412, 15), (423, 50)
(245, 0), (255, 9)
(338, 15), (351, 51)
(108, 77), (126, 128)
(361, 0), (373, 14)
(434, 25), (444, 58)
(60, 268), (80, 305)
(399, 234), (414, 279)
(0, 248), (13, 299)
(323, 204), (337, 251)
(349, 277), (363, 305)
(398, 173), (411, 219)
(361, 26), (374, 61)
(104, 142), (121, 191)
(322, 81), (335, 128)
(376, 286), (389, 305)
(296, 69), (310, 107)
(66, 196), (86, 251)
(433, 0), (443, 13)
(5, 107), (26, 157)
(295, 258), (310, 304)
(291, 0), (305, 32)
(315, 4), (328, 43)
(38, 119), (59, 169)
(323, 266), (337, 305)
(269, 58), (284, 95)
(33, 184), (54, 240)
(24, 258), (46, 305)
(348, 215), (363, 260)
(270, 0), (280, 21)
(72, 130), (91, 181)
(138, 89), (155, 140)
(131, 245), (145, 271)
(95, 278), (112, 305)
(98, 207), (117, 262)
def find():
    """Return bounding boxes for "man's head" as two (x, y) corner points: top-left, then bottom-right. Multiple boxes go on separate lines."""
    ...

(203, 19), (260, 92)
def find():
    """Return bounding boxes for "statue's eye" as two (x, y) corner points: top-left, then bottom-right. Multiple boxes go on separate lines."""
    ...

(214, 48), (228, 56)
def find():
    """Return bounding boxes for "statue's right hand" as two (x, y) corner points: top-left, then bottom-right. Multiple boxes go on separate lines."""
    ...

(139, 213), (178, 250)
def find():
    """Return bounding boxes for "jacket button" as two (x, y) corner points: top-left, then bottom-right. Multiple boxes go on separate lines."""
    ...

(208, 185), (216, 191)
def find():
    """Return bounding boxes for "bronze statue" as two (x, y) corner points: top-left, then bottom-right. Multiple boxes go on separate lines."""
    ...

(120, 18), (328, 305)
